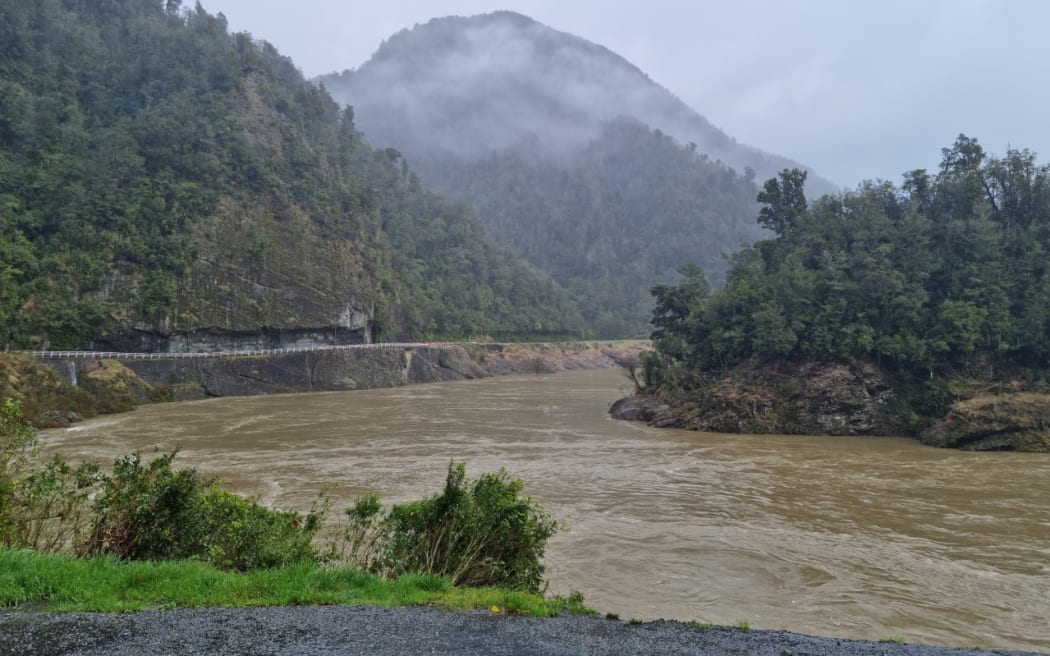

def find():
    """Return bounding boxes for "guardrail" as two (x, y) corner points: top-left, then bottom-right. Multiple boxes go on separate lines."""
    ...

(23, 342), (431, 360)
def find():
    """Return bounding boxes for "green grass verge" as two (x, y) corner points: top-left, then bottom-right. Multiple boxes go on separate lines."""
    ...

(0, 548), (593, 617)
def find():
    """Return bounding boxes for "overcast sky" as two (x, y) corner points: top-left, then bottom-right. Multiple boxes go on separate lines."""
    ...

(200, 0), (1048, 188)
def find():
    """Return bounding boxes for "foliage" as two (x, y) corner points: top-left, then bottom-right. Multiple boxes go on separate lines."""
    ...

(84, 450), (322, 570)
(0, 0), (584, 348)
(434, 119), (764, 337)
(198, 489), (323, 571)
(3, 396), (560, 588)
(644, 137), (1050, 424)
(333, 462), (557, 592)
(0, 396), (98, 551)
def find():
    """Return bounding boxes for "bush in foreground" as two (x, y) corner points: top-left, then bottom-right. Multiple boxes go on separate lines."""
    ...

(334, 461), (557, 593)
(84, 450), (324, 571)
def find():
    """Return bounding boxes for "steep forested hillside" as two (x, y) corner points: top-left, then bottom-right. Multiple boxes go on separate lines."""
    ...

(644, 137), (1050, 426)
(318, 11), (829, 337)
(0, 0), (583, 350)
(444, 119), (763, 337)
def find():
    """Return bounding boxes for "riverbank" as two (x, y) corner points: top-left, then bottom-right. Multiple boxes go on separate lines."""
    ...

(612, 356), (1050, 452)
(3, 341), (647, 428)
(2, 606), (1044, 656)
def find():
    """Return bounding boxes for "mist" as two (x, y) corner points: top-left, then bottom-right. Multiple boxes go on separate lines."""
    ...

(320, 12), (838, 195)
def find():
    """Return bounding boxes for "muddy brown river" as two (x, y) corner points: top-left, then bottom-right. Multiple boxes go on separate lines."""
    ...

(41, 369), (1050, 652)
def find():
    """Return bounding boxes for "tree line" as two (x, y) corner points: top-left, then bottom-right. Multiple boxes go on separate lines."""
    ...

(0, 0), (584, 349)
(645, 136), (1050, 414)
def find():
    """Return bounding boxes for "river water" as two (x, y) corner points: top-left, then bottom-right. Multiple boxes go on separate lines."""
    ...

(42, 369), (1050, 652)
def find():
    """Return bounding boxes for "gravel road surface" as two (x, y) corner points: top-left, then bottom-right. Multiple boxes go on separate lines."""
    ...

(1, 606), (1044, 656)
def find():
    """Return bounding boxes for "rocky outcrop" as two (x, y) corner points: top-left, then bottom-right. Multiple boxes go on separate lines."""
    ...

(0, 355), (136, 428)
(615, 358), (905, 436)
(90, 325), (369, 354)
(921, 393), (1050, 451)
(608, 394), (668, 422)
(118, 346), (483, 400)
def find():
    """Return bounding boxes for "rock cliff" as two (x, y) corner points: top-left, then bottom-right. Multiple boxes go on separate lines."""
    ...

(613, 358), (905, 436)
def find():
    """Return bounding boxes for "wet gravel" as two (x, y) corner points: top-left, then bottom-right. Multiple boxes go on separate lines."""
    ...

(1, 606), (1045, 656)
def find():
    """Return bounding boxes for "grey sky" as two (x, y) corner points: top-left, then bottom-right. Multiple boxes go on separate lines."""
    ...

(200, 0), (1048, 188)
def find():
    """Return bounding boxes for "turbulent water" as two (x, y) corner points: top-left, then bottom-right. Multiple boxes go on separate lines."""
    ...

(42, 369), (1050, 652)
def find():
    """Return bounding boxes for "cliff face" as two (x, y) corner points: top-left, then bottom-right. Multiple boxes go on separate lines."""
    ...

(119, 346), (484, 401)
(614, 358), (906, 437)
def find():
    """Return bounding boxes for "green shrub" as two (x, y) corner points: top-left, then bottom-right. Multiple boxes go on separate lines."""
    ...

(84, 450), (206, 561)
(0, 396), (35, 546)
(1, 396), (98, 551)
(348, 461), (557, 592)
(85, 450), (324, 570)
(200, 489), (321, 571)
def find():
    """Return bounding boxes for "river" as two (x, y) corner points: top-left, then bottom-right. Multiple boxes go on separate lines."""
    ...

(41, 369), (1050, 652)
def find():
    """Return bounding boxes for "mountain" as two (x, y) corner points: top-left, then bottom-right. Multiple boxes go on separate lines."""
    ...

(318, 12), (839, 336)
(0, 1), (584, 350)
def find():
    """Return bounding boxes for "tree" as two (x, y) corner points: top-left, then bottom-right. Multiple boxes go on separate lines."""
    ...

(757, 168), (808, 237)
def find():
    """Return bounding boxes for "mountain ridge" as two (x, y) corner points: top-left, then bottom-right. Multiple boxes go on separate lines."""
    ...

(320, 11), (839, 195)
(320, 11), (832, 336)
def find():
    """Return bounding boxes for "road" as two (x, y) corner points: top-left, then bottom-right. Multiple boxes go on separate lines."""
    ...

(1, 606), (1044, 656)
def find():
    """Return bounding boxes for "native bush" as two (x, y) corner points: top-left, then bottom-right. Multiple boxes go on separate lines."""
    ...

(200, 489), (323, 571)
(85, 450), (324, 570)
(335, 461), (557, 592)
(84, 451), (206, 561)
(1, 397), (98, 550)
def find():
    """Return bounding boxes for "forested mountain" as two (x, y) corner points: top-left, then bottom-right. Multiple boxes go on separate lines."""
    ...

(318, 11), (836, 336)
(0, 0), (584, 350)
(443, 119), (763, 337)
(645, 136), (1050, 424)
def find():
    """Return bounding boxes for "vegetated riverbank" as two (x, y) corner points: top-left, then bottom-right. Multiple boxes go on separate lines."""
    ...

(2, 341), (647, 428)
(0, 548), (584, 617)
(610, 356), (1050, 452)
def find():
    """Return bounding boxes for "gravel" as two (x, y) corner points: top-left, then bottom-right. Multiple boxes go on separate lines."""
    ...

(1, 606), (1045, 656)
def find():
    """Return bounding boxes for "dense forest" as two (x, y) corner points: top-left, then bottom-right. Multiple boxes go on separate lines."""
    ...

(319, 11), (834, 338)
(0, 0), (583, 350)
(644, 136), (1050, 420)
(443, 118), (764, 337)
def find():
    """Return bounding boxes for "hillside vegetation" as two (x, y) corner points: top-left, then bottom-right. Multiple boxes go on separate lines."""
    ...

(319, 11), (835, 337)
(643, 137), (1050, 434)
(0, 0), (583, 350)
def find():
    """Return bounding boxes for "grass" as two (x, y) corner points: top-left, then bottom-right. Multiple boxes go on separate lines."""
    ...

(0, 548), (593, 617)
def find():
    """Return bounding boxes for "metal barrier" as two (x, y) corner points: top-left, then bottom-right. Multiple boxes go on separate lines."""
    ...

(23, 343), (430, 360)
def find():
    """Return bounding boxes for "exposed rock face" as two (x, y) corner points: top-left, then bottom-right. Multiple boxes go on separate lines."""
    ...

(118, 346), (483, 400)
(608, 394), (668, 422)
(90, 325), (369, 353)
(922, 394), (1050, 451)
(616, 358), (905, 436)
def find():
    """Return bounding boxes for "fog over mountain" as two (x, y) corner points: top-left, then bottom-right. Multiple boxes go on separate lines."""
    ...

(320, 11), (838, 197)
(320, 12), (801, 337)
